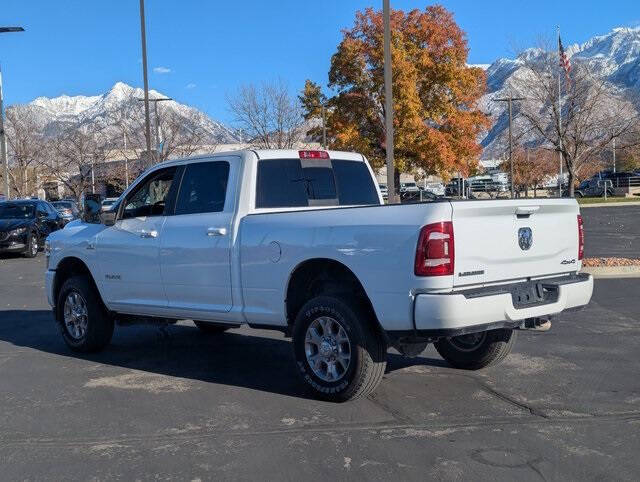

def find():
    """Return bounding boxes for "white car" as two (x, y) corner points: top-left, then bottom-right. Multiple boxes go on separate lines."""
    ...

(44, 149), (593, 401)
(424, 182), (445, 197)
(400, 181), (420, 193)
(101, 198), (119, 211)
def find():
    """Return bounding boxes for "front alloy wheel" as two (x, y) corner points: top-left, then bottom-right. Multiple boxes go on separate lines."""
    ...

(63, 291), (89, 340)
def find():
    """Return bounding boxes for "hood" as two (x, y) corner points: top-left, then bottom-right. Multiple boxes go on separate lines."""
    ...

(0, 219), (33, 232)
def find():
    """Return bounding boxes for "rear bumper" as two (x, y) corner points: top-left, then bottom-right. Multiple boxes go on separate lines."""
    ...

(412, 273), (593, 335)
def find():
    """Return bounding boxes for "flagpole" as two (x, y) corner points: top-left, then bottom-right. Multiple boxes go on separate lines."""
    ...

(557, 26), (564, 197)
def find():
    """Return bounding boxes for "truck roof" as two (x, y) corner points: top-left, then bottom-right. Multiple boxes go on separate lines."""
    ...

(153, 149), (366, 169)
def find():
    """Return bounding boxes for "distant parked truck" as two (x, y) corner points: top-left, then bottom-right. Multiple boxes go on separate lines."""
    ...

(45, 149), (593, 402)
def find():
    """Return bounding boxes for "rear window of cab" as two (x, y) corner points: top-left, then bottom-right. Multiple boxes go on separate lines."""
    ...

(256, 158), (380, 208)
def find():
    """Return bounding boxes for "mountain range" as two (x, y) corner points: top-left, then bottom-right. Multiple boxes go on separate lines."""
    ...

(9, 27), (640, 160)
(479, 26), (640, 158)
(12, 81), (241, 145)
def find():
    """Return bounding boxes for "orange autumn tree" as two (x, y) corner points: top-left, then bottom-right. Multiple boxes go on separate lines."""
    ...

(302, 6), (489, 176)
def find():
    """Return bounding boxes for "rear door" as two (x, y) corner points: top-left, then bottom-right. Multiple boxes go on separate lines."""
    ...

(451, 199), (580, 287)
(160, 160), (234, 313)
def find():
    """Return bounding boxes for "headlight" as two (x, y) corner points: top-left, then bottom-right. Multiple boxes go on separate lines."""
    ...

(10, 227), (27, 235)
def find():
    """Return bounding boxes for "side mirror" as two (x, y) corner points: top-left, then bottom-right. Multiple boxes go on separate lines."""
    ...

(100, 210), (116, 226)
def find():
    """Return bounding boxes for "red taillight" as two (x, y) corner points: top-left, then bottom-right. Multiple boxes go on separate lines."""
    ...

(299, 150), (329, 160)
(415, 222), (455, 276)
(577, 214), (584, 260)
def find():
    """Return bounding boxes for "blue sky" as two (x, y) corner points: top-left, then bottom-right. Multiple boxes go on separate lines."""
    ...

(1, 1), (638, 124)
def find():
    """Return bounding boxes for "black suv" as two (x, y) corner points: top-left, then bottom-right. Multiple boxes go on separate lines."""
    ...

(0, 200), (64, 257)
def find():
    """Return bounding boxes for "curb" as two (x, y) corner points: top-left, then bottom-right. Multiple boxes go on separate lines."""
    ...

(579, 201), (640, 208)
(581, 266), (640, 279)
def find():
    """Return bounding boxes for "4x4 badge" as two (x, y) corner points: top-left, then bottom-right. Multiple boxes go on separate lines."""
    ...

(518, 227), (533, 251)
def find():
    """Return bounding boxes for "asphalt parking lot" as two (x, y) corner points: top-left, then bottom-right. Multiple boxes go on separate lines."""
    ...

(581, 205), (640, 258)
(1, 254), (639, 480)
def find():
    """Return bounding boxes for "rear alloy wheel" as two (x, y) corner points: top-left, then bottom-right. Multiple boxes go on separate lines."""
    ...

(434, 328), (517, 370)
(56, 275), (114, 352)
(24, 233), (38, 258)
(292, 296), (387, 402)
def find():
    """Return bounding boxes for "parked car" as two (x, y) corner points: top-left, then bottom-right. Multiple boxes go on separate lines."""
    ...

(101, 198), (119, 211)
(51, 200), (80, 225)
(400, 189), (437, 203)
(400, 181), (420, 193)
(0, 199), (64, 257)
(445, 178), (470, 197)
(574, 178), (614, 198)
(45, 149), (592, 402)
(423, 182), (445, 197)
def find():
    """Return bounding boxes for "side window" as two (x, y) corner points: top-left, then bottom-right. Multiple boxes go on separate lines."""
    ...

(122, 167), (177, 219)
(36, 203), (48, 218)
(175, 161), (230, 215)
(45, 203), (57, 217)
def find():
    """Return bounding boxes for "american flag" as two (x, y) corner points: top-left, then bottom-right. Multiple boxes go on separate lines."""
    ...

(558, 36), (572, 80)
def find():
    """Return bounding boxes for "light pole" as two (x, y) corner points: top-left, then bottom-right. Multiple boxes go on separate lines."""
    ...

(1, 26), (25, 200)
(383, 0), (397, 203)
(137, 97), (171, 160)
(139, 0), (153, 168)
(493, 94), (525, 198)
(310, 103), (327, 149)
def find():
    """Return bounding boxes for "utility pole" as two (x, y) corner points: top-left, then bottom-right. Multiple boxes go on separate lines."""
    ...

(613, 137), (616, 173)
(139, 0), (153, 168)
(383, 0), (397, 203)
(137, 97), (171, 161)
(1, 26), (24, 200)
(321, 104), (327, 150)
(493, 94), (525, 198)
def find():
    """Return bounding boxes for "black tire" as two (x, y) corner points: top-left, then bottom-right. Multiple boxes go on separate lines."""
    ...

(56, 275), (114, 352)
(193, 321), (233, 334)
(292, 296), (387, 402)
(24, 232), (38, 258)
(434, 328), (517, 370)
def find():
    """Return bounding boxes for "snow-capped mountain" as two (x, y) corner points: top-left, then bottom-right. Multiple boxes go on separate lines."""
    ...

(13, 82), (241, 144)
(480, 27), (640, 158)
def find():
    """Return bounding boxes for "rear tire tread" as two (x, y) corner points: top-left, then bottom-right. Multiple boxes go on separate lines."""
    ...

(434, 328), (517, 370)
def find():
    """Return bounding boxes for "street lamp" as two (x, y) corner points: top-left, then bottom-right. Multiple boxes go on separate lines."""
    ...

(383, 0), (397, 203)
(493, 93), (525, 198)
(1, 27), (25, 200)
(138, 0), (153, 168)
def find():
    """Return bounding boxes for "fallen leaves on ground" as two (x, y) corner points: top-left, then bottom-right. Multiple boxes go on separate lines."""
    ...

(583, 257), (640, 267)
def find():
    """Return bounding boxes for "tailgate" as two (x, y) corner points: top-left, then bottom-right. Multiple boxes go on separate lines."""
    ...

(451, 199), (580, 286)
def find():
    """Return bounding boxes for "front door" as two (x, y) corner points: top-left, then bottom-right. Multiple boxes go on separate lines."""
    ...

(160, 160), (234, 315)
(96, 167), (179, 313)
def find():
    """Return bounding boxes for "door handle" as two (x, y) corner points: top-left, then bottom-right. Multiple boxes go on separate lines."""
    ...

(139, 229), (158, 238)
(207, 227), (227, 236)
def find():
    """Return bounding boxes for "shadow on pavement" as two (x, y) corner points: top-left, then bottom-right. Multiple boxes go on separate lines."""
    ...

(0, 310), (446, 400)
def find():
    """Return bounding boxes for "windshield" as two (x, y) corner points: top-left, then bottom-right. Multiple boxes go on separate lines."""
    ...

(102, 200), (116, 206)
(0, 204), (35, 219)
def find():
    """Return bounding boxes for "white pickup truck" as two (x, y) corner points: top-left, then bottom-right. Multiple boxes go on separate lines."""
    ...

(45, 149), (593, 401)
